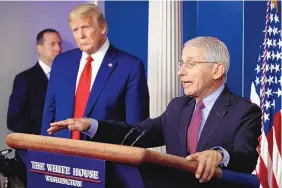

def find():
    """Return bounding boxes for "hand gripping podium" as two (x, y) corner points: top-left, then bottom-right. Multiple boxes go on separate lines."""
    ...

(6, 133), (259, 188)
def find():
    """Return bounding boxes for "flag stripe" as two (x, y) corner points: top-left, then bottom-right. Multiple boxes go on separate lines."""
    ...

(259, 133), (272, 187)
(257, 158), (269, 188)
(272, 138), (282, 187)
(267, 126), (274, 161)
(271, 171), (279, 188)
(274, 111), (281, 155)
(273, 111), (282, 187)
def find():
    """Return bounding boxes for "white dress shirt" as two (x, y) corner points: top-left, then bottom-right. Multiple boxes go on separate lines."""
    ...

(38, 60), (51, 79)
(75, 38), (110, 92)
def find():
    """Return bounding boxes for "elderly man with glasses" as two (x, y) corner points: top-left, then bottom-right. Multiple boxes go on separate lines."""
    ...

(47, 36), (261, 185)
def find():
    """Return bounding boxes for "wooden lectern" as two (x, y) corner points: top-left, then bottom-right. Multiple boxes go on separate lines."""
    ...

(6, 133), (259, 188)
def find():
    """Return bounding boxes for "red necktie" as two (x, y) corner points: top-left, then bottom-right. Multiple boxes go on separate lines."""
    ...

(187, 100), (205, 153)
(72, 55), (93, 140)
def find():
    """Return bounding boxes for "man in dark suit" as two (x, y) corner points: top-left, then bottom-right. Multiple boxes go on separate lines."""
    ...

(47, 37), (261, 183)
(7, 29), (62, 135)
(6, 29), (61, 187)
(41, 4), (149, 139)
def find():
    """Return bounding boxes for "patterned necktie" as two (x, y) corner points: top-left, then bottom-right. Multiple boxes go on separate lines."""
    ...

(72, 55), (93, 140)
(187, 100), (205, 153)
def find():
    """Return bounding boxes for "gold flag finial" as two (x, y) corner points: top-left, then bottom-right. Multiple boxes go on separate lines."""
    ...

(271, 0), (279, 13)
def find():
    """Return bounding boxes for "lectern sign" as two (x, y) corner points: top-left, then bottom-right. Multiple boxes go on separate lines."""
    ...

(27, 150), (105, 188)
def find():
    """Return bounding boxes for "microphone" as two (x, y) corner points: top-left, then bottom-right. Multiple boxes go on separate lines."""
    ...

(131, 130), (148, 146)
(0, 149), (12, 158)
(121, 128), (136, 145)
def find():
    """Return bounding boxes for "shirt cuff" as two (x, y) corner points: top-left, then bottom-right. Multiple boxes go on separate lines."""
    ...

(211, 146), (230, 167)
(82, 118), (98, 138)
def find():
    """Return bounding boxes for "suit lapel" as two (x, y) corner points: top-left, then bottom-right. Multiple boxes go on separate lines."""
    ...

(196, 87), (231, 152)
(179, 98), (196, 156)
(84, 46), (117, 116)
(34, 62), (48, 88)
(65, 50), (82, 117)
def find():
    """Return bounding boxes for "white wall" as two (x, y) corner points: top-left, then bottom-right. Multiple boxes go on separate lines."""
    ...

(0, 1), (94, 150)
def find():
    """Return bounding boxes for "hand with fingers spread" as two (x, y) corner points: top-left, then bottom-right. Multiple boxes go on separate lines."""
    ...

(186, 150), (222, 183)
(47, 118), (91, 135)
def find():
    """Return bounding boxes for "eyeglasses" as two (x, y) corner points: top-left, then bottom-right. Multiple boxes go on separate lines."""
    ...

(177, 60), (217, 69)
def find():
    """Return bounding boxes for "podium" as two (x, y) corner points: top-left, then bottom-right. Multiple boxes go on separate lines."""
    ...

(6, 133), (259, 188)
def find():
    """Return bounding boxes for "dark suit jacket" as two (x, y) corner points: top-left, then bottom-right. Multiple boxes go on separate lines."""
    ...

(41, 45), (150, 138)
(7, 63), (48, 135)
(94, 86), (261, 174)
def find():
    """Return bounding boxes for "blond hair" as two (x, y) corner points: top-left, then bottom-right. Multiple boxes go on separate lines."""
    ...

(68, 4), (106, 25)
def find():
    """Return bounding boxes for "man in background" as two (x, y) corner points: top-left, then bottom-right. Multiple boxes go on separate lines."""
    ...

(7, 28), (62, 135)
(41, 4), (149, 139)
(5, 28), (61, 188)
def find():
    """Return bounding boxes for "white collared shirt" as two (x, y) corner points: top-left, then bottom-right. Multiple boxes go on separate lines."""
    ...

(75, 38), (110, 92)
(38, 60), (51, 79)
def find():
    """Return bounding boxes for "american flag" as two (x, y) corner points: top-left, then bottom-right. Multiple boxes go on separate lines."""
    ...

(250, 1), (282, 187)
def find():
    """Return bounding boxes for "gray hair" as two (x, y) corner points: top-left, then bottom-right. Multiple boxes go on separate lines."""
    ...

(68, 4), (106, 25)
(184, 36), (230, 82)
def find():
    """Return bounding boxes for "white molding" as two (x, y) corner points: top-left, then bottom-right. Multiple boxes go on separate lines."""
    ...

(147, 1), (182, 153)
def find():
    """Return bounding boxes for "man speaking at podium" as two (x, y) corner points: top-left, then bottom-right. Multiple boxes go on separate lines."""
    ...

(47, 37), (261, 184)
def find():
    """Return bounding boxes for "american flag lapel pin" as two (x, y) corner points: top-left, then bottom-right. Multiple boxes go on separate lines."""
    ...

(108, 63), (112, 68)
